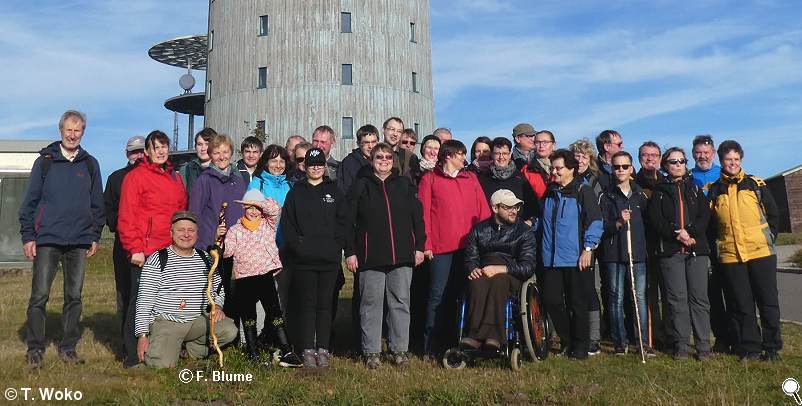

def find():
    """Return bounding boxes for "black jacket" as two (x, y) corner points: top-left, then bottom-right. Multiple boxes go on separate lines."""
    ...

(464, 218), (537, 281)
(477, 168), (540, 221)
(236, 159), (255, 185)
(103, 162), (137, 233)
(345, 166), (425, 269)
(635, 169), (664, 198)
(596, 155), (614, 191)
(281, 178), (349, 271)
(648, 175), (710, 257)
(336, 148), (370, 194)
(598, 181), (649, 263)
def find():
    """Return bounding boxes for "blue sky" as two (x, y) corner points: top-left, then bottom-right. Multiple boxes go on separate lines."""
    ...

(1, 0), (801, 178)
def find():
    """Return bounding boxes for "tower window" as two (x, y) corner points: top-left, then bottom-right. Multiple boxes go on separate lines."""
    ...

(342, 64), (353, 85)
(207, 80), (212, 101)
(259, 15), (268, 36)
(410, 22), (416, 43)
(412, 72), (418, 93)
(341, 12), (352, 33)
(414, 123), (420, 136)
(258, 67), (268, 89)
(342, 117), (354, 139)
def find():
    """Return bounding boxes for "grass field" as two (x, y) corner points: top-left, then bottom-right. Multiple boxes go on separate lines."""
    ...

(1, 247), (800, 404)
(777, 233), (802, 246)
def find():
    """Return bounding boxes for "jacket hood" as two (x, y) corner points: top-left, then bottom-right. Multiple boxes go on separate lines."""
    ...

(255, 171), (288, 186)
(138, 155), (175, 173)
(548, 176), (583, 197)
(40, 141), (90, 162)
(719, 168), (745, 183)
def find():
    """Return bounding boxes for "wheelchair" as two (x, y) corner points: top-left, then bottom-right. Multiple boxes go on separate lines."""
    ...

(442, 276), (551, 371)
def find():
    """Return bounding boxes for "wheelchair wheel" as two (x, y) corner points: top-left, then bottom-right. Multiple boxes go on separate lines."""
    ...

(510, 347), (523, 371)
(520, 278), (551, 361)
(442, 348), (468, 369)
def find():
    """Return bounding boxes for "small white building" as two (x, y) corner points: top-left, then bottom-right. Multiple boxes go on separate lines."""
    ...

(0, 140), (51, 266)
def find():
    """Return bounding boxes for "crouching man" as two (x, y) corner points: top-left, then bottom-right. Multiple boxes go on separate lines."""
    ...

(460, 189), (537, 350)
(135, 211), (237, 368)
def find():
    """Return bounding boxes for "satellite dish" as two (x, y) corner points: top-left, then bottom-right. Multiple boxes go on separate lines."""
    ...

(179, 73), (196, 91)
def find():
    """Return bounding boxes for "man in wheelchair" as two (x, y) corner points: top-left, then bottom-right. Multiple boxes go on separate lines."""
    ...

(460, 189), (537, 351)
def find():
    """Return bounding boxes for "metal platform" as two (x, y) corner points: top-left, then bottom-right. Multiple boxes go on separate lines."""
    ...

(164, 93), (205, 116)
(148, 35), (208, 70)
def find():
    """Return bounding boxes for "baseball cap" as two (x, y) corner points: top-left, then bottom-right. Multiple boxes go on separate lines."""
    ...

(125, 136), (146, 152)
(305, 147), (327, 167)
(491, 189), (523, 207)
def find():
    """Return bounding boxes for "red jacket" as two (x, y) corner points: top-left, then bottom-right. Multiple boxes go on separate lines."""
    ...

(418, 166), (491, 254)
(118, 159), (187, 256)
(521, 161), (550, 199)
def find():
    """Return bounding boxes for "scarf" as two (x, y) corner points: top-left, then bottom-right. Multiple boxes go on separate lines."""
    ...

(490, 162), (516, 180)
(419, 158), (436, 171)
(211, 164), (232, 177)
(537, 157), (551, 172)
(240, 216), (261, 232)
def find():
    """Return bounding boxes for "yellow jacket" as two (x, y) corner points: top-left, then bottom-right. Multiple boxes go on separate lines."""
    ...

(708, 170), (778, 264)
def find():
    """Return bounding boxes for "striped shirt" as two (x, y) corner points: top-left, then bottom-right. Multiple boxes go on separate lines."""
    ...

(135, 246), (224, 336)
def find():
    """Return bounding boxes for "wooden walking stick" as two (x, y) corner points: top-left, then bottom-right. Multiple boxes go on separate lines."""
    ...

(207, 202), (228, 368)
(626, 219), (646, 364)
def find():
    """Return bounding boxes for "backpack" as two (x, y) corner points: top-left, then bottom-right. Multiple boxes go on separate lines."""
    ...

(40, 153), (97, 181)
(156, 247), (220, 293)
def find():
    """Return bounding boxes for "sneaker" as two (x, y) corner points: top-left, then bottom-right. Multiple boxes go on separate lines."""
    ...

(642, 345), (657, 358)
(392, 351), (410, 367)
(26, 350), (43, 370)
(364, 353), (381, 370)
(302, 349), (317, 368)
(317, 348), (330, 368)
(58, 350), (85, 365)
(760, 350), (780, 363)
(278, 351), (303, 368)
(739, 351), (761, 362)
(588, 342), (601, 355)
(614, 346), (628, 356)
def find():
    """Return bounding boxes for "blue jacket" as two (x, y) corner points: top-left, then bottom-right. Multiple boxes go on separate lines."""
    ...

(598, 181), (649, 263)
(691, 164), (720, 196)
(539, 178), (603, 268)
(247, 171), (293, 247)
(19, 141), (105, 245)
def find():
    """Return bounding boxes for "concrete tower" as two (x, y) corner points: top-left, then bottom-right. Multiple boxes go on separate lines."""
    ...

(205, 0), (434, 159)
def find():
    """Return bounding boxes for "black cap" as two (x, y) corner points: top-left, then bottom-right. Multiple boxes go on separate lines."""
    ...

(305, 147), (327, 167)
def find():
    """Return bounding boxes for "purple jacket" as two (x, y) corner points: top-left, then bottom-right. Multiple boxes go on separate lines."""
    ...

(189, 166), (246, 250)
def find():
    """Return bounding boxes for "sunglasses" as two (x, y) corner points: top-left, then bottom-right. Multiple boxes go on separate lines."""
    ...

(613, 164), (631, 170)
(667, 159), (687, 165)
(400, 140), (417, 146)
(374, 154), (394, 161)
(295, 157), (305, 163)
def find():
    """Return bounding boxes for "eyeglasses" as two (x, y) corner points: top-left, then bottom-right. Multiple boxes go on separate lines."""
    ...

(498, 203), (523, 212)
(640, 153), (660, 159)
(400, 140), (417, 146)
(608, 141), (623, 147)
(552, 166), (566, 172)
(360, 139), (378, 146)
(295, 157), (305, 163)
(613, 164), (631, 170)
(373, 154), (394, 161)
(534, 140), (554, 146)
(666, 159), (687, 165)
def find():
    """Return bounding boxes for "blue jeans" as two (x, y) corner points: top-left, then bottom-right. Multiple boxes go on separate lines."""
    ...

(424, 251), (465, 355)
(604, 261), (648, 348)
(26, 244), (88, 354)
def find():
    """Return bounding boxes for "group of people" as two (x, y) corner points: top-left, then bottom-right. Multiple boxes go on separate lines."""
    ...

(19, 109), (781, 372)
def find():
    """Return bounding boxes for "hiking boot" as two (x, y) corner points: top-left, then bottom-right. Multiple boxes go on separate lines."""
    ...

(614, 346), (628, 356)
(588, 342), (601, 355)
(364, 353), (381, 370)
(712, 341), (731, 354)
(59, 350), (85, 365)
(278, 351), (303, 368)
(392, 352), (410, 367)
(760, 350), (780, 363)
(302, 349), (317, 368)
(242, 322), (260, 360)
(642, 345), (657, 358)
(317, 348), (331, 368)
(27, 350), (43, 370)
(739, 351), (761, 362)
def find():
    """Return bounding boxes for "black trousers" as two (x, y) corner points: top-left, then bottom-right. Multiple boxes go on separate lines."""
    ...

(236, 273), (283, 331)
(466, 275), (521, 344)
(121, 263), (142, 368)
(720, 255), (782, 354)
(112, 237), (136, 366)
(542, 266), (593, 356)
(709, 259), (734, 348)
(292, 269), (339, 350)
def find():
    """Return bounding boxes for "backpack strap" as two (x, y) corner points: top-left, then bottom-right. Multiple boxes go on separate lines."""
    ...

(40, 154), (53, 179)
(157, 248), (169, 274)
(195, 248), (212, 270)
(748, 175), (767, 215)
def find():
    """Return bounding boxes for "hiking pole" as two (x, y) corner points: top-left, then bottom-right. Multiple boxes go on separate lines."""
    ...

(207, 202), (228, 368)
(626, 219), (646, 364)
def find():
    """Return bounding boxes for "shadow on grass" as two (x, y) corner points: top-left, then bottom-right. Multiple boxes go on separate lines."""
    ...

(83, 312), (123, 360)
(16, 310), (85, 349)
